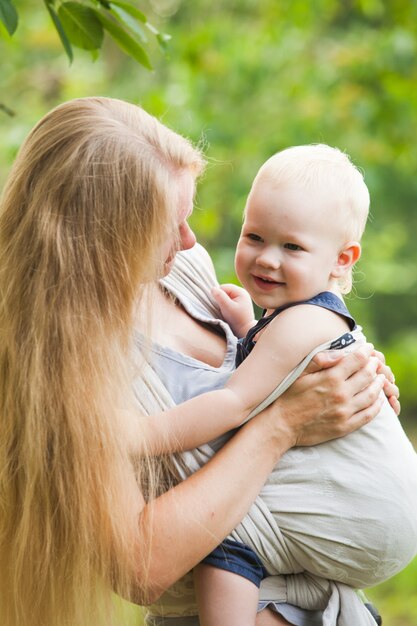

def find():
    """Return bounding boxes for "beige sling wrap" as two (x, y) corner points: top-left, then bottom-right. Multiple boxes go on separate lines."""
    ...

(134, 245), (417, 626)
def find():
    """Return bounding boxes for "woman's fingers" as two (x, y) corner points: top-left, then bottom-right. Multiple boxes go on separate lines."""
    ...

(383, 379), (399, 400)
(281, 343), (390, 447)
(372, 349), (400, 414)
(348, 373), (385, 417)
(313, 343), (401, 417)
(376, 359), (395, 383)
(388, 394), (401, 416)
(345, 355), (380, 392)
(312, 343), (374, 376)
(346, 393), (385, 432)
(372, 348), (386, 365)
(311, 351), (379, 405)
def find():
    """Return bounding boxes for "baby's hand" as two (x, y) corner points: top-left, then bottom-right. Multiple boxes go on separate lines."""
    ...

(212, 284), (256, 338)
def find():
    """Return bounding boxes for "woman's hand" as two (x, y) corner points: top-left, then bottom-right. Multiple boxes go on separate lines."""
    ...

(313, 345), (400, 415)
(264, 343), (385, 448)
(303, 342), (400, 416)
(372, 348), (400, 415)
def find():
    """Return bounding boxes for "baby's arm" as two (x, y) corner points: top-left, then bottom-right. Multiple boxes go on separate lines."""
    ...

(142, 303), (350, 455)
(141, 383), (249, 455)
(225, 303), (351, 419)
(212, 283), (256, 337)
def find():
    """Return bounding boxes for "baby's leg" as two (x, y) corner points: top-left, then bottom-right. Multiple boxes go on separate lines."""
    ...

(256, 609), (294, 625)
(194, 563), (259, 626)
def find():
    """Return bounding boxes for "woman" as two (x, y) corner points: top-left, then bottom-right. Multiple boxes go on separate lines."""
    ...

(0, 97), (394, 626)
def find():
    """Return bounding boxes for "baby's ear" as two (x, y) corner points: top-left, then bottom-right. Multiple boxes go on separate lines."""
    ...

(331, 241), (361, 278)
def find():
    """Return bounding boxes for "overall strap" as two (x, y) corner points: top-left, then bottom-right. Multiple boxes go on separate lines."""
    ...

(236, 291), (356, 366)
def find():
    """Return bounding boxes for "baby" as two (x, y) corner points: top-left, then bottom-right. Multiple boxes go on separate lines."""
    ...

(144, 145), (417, 626)
(195, 145), (417, 626)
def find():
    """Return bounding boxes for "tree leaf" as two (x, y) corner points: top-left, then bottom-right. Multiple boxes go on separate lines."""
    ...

(96, 0), (112, 9)
(110, 5), (147, 43)
(94, 10), (152, 69)
(44, 0), (74, 63)
(58, 2), (103, 50)
(109, 0), (146, 23)
(157, 31), (171, 54)
(0, 101), (15, 116)
(0, 0), (18, 35)
(90, 47), (100, 61)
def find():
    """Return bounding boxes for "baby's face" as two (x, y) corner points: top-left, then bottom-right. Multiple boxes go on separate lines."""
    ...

(235, 179), (344, 313)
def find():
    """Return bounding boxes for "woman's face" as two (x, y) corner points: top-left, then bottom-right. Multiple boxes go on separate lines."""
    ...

(162, 172), (197, 276)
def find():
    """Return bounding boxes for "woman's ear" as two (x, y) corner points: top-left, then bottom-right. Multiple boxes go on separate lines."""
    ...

(331, 241), (362, 279)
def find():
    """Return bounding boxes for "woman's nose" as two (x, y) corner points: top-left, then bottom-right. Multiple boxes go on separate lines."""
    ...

(179, 221), (196, 251)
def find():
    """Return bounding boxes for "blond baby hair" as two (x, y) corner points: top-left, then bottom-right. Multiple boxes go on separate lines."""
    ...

(255, 144), (370, 293)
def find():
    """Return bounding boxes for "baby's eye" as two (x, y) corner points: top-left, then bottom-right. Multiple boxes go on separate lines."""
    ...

(284, 242), (303, 251)
(247, 233), (263, 242)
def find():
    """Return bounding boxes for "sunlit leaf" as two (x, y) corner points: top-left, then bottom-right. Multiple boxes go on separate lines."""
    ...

(44, 0), (74, 63)
(58, 2), (103, 50)
(157, 32), (171, 53)
(110, 5), (147, 43)
(142, 16), (171, 52)
(109, 0), (146, 23)
(93, 9), (152, 69)
(0, 0), (18, 35)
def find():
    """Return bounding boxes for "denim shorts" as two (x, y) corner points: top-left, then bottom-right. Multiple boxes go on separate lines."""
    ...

(201, 538), (268, 587)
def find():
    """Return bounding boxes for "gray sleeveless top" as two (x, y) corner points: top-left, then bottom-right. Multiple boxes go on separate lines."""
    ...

(142, 298), (236, 404)
(135, 288), (237, 454)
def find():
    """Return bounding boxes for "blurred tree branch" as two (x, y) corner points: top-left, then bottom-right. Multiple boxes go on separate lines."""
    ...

(0, 0), (170, 68)
(0, 103), (15, 117)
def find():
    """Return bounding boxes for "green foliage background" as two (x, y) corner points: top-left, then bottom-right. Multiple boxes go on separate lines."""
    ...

(1, 1), (416, 624)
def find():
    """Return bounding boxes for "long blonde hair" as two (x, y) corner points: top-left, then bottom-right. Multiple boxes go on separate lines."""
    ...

(0, 97), (204, 626)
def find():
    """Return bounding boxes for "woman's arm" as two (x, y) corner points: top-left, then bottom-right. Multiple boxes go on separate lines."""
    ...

(133, 343), (384, 603)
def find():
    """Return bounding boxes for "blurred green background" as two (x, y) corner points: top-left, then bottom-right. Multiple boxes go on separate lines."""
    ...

(1, 1), (416, 624)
